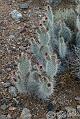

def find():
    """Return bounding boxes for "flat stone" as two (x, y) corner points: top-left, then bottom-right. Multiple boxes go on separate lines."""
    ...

(1, 103), (7, 110)
(0, 115), (7, 119)
(7, 114), (12, 119)
(75, 96), (80, 101)
(47, 102), (55, 112)
(57, 110), (67, 119)
(65, 107), (77, 117)
(0, 69), (3, 74)
(9, 106), (16, 111)
(20, 108), (31, 119)
(13, 98), (19, 104)
(2, 82), (11, 88)
(46, 111), (56, 119)
(76, 105), (80, 113)
(9, 34), (15, 40)
(19, 3), (29, 9)
(9, 86), (17, 97)
(10, 10), (23, 21)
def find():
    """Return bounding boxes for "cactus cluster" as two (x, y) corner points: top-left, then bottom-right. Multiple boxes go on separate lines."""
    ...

(54, 8), (76, 30)
(14, 5), (80, 100)
(15, 6), (59, 100)
(49, 0), (80, 5)
(74, 30), (80, 79)
(63, 4), (80, 80)
(71, 4), (80, 79)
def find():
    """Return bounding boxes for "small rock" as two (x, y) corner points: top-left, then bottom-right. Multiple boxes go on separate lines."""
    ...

(1, 98), (9, 105)
(19, 3), (29, 9)
(9, 106), (16, 111)
(13, 98), (19, 104)
(9, 47), (17, 52)
(10, 10), (22, 21)
(0, 115), (7, 119)
(47, 102), (55, 112)
(57, 110), (67, 119)
(9, 86), (17, 97)
(65, 107), (77, 117)
(76, 105), (80, 113)
(46, 111), (56, 119)
(0, 69), (3, 74)
(20, 28), (26, 33)
(1, 103), (7, 110)
(75, 96), (80, 101)
(19, 46), (26, 51)
(20, 108), (31, 119)
(9, 34), (15, 40)
(7, 114), (12, 119)
(3, 82), (11, 88)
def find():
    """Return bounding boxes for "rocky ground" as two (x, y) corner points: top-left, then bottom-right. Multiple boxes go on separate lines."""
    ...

(0, 0), (80, 119)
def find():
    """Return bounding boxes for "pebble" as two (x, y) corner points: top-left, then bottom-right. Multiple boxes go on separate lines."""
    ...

(46, 111), (56, 119)
(1, 98), (9, 104)
(1, 103), (8, 110)
(47, 102), (55, 112)
(2, 82), (11, 88)
(0, 69), (3, 74)
(13, 98), (19, 104)
(9, 106), (16, 111)
(10, 10), (23, 21)
(19, 3), (29, 10)
(0, 115), (7, 119)
(20, 108), (32, 119)
(9, 35), (15, 41)
(19, 46), (26, 51)
(9, 47), (17, 52)
(75, 96), (80, 101)
(65, 107), (77, 117)
(7, 114), (12, 119)
(76, 105), (80, 113)
(57, 110), (67, 119)
(9, 86), (17, 97)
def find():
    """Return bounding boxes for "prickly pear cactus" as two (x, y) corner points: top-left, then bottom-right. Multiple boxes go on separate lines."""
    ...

(15, 56), (54, 100)
(58, 21), (72, 43)
(15, 6), (71, 100)
(15, 54), (31, 93)
(58, 37), (67, 59)
(76, 32), (80, 48)
(37, 27), (50, 46)
(18, 54), (31, 78)
(54, 8), (76, 30)
(38, 78), (54, 100)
